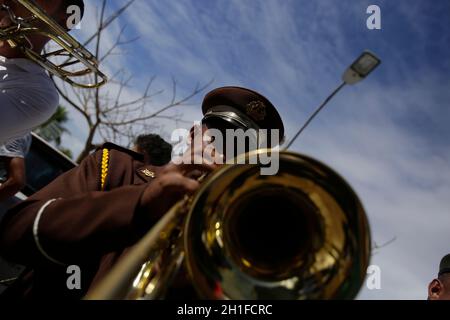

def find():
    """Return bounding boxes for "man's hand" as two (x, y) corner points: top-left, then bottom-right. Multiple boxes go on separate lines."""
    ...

(139, 124), (224, 220)
(0, 4), (13, 29)
(139, 143), (219, 220)
(0, 157), (26, 202)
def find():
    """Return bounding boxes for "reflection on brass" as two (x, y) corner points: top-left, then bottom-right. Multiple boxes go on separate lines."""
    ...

(86, 150), (371, 300)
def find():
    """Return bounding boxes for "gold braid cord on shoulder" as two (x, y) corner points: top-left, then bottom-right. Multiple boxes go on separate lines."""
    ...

(101, 149), (110, 191)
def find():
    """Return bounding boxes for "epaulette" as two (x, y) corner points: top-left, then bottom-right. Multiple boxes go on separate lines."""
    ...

(97, 142), (145, 190)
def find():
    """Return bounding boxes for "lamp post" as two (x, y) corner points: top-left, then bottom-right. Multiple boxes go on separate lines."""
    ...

(284, 51), (381, 150)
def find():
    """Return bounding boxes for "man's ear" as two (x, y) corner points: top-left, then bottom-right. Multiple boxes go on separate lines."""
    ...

(188, 125), (201, 144)
(428, 279), (442, 300)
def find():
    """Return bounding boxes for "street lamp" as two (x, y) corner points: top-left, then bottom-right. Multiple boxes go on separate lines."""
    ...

(343, 51), (381, 85)
(284, 51), (381, 150)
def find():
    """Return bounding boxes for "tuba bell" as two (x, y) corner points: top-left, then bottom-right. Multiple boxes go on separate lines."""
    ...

(0, 0), (107, 88)
(86, 150), (371, 300)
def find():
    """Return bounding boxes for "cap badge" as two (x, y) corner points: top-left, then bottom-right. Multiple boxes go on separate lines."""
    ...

(246, 101), (266, 121)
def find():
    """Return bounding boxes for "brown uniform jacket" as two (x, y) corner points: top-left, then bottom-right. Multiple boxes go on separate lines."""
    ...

(0, 143), (162, 299)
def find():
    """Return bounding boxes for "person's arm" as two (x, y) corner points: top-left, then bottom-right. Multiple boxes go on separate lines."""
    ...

(0, 150), (150, 267)
(0, 157), (26, 202)
(0, 148), (215, 268)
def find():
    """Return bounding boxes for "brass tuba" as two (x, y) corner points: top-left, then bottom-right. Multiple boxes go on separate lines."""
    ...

(86, 150), (371, 300)
(0, 0), (107, 88)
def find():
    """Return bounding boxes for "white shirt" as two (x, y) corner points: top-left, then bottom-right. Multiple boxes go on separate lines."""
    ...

(0, 133), (32, 182)
(0, 55), (59, 144)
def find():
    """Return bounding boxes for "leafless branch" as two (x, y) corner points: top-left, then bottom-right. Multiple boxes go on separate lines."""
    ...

(372, 236), (397, 256)
(50, 1), (211, 163)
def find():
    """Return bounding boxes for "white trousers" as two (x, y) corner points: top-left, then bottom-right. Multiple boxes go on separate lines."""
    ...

(0, 56), (59, 144)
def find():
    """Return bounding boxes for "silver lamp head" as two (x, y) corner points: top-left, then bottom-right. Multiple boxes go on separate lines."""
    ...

(343, 51), (381, 85)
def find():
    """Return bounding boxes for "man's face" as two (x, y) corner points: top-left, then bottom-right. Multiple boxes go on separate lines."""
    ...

(34, 0), (62, 15)
(189, 123), (222, 157)
(195, 118), (256, 162)
(428, 275), (450, 300)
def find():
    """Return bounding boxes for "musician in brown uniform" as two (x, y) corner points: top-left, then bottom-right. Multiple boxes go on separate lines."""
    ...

(0, 86), (284, 299)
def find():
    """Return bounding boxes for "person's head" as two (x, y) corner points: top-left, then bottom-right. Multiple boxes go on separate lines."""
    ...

(40, 0), (85, 30)
(134, 134), (173, 166)
(428, 254), (450, 300)
(9, 0), (85, 30)
(0, 0), (85, 56)
(190, 86), (285, 161)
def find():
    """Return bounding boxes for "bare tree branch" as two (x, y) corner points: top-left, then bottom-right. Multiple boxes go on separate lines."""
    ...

(82, 0), (136, 48)
(372, 236), (397, 256)
(50, 1), (211, 163)
(103, 80), (211, 127)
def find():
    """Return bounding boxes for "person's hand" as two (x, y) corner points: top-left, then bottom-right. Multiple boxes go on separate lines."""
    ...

(0, 11), (13, 29)
(139, 151), (219, 220)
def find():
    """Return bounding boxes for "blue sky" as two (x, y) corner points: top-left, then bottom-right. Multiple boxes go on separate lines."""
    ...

(60, 0), (450, 299)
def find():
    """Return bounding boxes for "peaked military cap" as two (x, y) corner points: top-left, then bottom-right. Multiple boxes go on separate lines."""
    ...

(201, 86), (285, 146)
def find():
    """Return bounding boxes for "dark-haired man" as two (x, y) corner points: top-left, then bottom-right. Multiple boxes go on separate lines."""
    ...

(0, 0), (85, 143)
(134, 134), (173, 166)
(428, 254), (450, 300)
